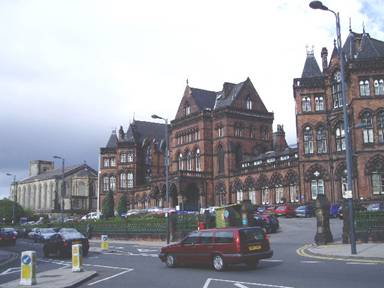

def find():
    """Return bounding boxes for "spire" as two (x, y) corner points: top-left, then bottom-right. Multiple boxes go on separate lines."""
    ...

(349, 17), (352, 32)
(186, 78), (189, 86)
(362, 21), (366, 34)
(301, 46), (322, 78)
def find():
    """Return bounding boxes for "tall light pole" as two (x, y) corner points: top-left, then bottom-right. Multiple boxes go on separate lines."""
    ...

(152, 114), (170, 244)
(6, 173), (17, 225)
(53, 155), (65, 224)
(309, 1), (357, 255)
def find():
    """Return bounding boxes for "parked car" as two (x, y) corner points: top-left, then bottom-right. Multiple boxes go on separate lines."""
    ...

(329, 203), (341, 218)
(338, 205), (343, 219)
(28, 228), (41, 242)
(253, 213), (279, 233)
(366, 202), (384, 212)
(43, 228), (89, 258)
(159, 227), (273, 271)
(295, 205), (314, 218)
(0, 228), (17, 246)
(274, 204), (295, 217)
(81, 212), (102, 220)
(35, 228), (57, 243)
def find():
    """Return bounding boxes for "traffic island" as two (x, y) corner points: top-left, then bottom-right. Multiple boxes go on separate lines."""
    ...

(2, 267), (97, 288)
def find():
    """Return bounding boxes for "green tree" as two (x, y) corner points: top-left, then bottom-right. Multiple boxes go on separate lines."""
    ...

(0, 198), (25, 224)
(117, 194), (128, 216)
(102, 191), (115, 218)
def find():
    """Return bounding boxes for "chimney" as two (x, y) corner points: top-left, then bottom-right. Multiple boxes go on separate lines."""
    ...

(118, 126), (125, 140)
(321, 47), (328, 72)
(273, 125), (288, 152)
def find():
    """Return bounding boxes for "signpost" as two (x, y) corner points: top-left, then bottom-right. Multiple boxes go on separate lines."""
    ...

(101, 234), (109, 250)
(72, 244), (83, 272)
(20, 251), (36, 286)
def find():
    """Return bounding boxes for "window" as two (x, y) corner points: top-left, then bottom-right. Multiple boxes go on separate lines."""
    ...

(335, 123), (345, 152)
(250, 127), (256, 138)
(103, 176), (109, 191)
(182, 231), (199, 244)
(218, 126), (224, 137)
(215, 231), (233, 244)
(315, 96), (324, 111)
(311, 179), (324, 200)
(195, 148), (201, 172)
(303, 126), (314, 155)
(178, 153), (184, 171)
(332, 71), (343, 108)
(186, 151), (192, 171)
(262, 187), (269, 204)
(246, 96), (252, 110)
(120, 173), (127, 188)
(361, 111), (374, 144)
(184, 102), (191, 116)
(103, 158), (110, 168)
(127, 172), (133, 188)
(200, 231), (214, 244)
(120, 153), (127, 163)
(341, 176), (347, 198)
(218, 145), (224, 174)
(359, 80), (370, 97)
(374, 79), (384, 95)
(235, 126), (242, 137)
(249, 189), (256, 204)
(372, 172), (384, 195)
(261, 127), (269, 140)
(289, 184), (298, 202)
(316, 126), (327, 154)
(109, 176), (116, 191)
(110, 158), (116, 167)
(378, 111), (384, 143)
(127, 151), (134, 162)
(145, 146), (152, 182)
(301, 96), (311, 112)
(236, 189), (243, 203)
(275, 186), (284, 204)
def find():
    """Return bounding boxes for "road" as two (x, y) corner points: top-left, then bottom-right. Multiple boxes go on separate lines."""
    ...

(0, 218), (382, 288)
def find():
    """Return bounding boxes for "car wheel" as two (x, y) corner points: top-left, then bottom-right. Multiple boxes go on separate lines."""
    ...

(212, 254), (225, 271)
(165, 254), (176, 268)
(245, 260), (259, 269)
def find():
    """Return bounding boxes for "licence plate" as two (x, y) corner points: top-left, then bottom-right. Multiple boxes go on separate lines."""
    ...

(248, 245), (261, 251)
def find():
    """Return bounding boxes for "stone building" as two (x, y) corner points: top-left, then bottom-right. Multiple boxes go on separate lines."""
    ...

(10, 160), (98, 214)
(99, 29), (384, 211)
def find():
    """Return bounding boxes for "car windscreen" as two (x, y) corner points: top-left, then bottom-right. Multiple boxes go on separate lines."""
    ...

(40, 228), (56, 234)
(240, 228), (265, 244)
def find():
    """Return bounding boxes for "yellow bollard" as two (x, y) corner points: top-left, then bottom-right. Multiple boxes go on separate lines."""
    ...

(101, 234), (109, 250)
(20, 251), (36, 286)
(72, 244), (83, 272)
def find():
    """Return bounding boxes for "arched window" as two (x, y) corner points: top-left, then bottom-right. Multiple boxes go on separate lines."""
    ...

(103, 176), (109, 192)
(178, 153), (184, 171)
(109, 176), (116, 191)
(184, 102), (191, 116)
(361, 111), (374, 144)
(246, 96), (252, 110)
(315, 95), (324, 111)
(195, 148), (201, 171)
(316, 126), (327, 154)
(217, 145), (224, 174)
(359, 80), (370, 97)
(374, 79), (384, 95)
(186, 151), (192, 171)
(301, 96), (311, 112)
(335, 123), (345, 151)
(303, 126), (313, 155)
(372, 172), (384, 195)
(377, 110), (384, 143)
(127, 172), (134, 188)
(332, 71), (343, 108)
(261, 187), (269, 205)
(311, 178), (324, 199)
(120, 173), (127, 189)
(275, 185), (284, 204)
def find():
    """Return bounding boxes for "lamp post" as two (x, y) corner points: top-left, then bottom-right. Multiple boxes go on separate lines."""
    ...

(6, 173), (17, 225)
(152, 114), (170, 244)
(309, 1), (357, 255)
(53, 155), (65, 224)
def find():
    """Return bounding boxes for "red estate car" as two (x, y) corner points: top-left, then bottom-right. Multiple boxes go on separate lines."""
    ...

(159, 227), (273, 271)
(274, 204), (296, 217)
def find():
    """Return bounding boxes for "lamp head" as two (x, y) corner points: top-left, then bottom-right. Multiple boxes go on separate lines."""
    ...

(309, 1), (328, 10)
(6, 173), (12, 176)
(151, 114), (162, 120)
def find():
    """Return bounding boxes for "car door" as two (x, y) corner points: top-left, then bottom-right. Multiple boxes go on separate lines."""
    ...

(177, 231), (200, 264)
(196, 231), (214, 264)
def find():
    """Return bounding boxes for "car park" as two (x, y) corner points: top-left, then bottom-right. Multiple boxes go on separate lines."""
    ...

(0, 228), (17, 246)
(295, 205), (314, 218)
(275, 204), (295, 217)
(159, 227), (273, 271)
(43, 228), (89, 258)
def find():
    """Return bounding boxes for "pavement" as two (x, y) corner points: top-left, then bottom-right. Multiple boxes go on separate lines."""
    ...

(298, 241), (384, 263)
(1, 267), (97, 288)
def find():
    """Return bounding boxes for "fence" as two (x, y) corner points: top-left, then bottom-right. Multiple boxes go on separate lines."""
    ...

(355, 211), (384, 242)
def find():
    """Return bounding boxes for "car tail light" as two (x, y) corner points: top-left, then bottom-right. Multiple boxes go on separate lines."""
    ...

(0, 237), (3, 241)
(12, 236), (16, 240)
(234, 232), (241, 251)
(264, 232), (269, 241)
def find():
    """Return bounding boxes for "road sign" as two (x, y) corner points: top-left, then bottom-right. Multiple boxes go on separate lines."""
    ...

(20, 251), (36, 286)
(72, 244), (83, 272)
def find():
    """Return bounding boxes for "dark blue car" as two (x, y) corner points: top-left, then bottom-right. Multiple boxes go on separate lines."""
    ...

(295, 205), (313, 217)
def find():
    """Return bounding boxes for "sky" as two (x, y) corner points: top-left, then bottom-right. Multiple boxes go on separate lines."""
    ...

(0, 0), (383, 199)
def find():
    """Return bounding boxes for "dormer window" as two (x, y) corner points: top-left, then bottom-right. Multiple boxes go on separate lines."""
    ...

(184, 102), (191, 116)
(301, 96), (311, 112)
(374, 79), (384, 95)
(246, 96), (252, 110)
(359, 80), (370, 97)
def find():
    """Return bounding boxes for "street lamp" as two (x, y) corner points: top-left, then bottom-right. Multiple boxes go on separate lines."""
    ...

(151, 114), (170, 244)
(53, 155), (65, 224)
(6, 173), (17, 225)
(309, 1), (357, 255)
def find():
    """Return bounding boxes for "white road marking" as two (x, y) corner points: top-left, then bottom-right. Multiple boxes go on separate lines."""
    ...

(300, 260), (320, 264)
(260, 259), (283, 262)
(203, 278), (295, 288)
(235, 283), (250, 288)
(346, 262), (377, 265)
(137, 248), (158, 252)
(0, 267), (20, 276)
(87, 269), (132, 286)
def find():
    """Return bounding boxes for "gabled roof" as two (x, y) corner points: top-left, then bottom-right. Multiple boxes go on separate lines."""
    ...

(301, 52), (322, 78)
(19, 164), (97, 184)
(126, 120), (167, 145)
(214, 81), (246, 109)
(190, 87), (217, 110)
(343, 31), (384, 60)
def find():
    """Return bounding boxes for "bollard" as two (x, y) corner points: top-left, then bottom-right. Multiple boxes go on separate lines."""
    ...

(20, 251), (36, 286)
(101, 234), (109, 250)
(72, 244), (83, 272)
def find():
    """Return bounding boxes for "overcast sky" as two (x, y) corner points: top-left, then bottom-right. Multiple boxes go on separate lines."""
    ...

(0, 0), (383, 199)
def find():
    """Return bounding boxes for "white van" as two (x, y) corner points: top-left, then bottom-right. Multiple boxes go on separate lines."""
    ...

(81, 212), (102, 220)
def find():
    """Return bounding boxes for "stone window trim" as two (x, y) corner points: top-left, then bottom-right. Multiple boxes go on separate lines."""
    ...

(374, 78), (384, 96)
(359, 79), (371, 97)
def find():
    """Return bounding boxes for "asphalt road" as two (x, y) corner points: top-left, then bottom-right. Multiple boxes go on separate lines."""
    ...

(0, 218), (382, 288)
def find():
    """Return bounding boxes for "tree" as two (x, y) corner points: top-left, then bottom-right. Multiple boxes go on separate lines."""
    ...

(0, 198), (25, 224)
(102, 191), (115, 218)
(117, 194), (128, 216)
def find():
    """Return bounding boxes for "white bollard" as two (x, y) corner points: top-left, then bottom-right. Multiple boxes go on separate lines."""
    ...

(20, 251), (36, 286)
(101, 234), (109, 250)
(72, 244), (83, 272)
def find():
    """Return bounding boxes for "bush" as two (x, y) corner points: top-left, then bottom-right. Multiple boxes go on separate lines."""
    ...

(102, 191), (115, 218)
(117, 194), (128, 216)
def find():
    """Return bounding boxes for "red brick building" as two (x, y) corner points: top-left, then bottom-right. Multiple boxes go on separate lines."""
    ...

(99, 29), (384, 211)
